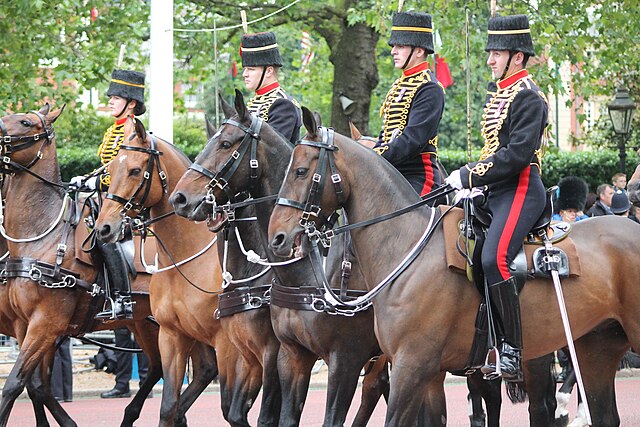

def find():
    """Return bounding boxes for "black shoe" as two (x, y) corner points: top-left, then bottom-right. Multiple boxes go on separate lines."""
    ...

(499, 343), (523, 382)
(96, 295), (134, 320)
(100, 388), (131, 399)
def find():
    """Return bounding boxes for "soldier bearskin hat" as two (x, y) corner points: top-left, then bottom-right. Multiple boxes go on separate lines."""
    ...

(611, 191), (631, 214)
(241, 32), (284, 68)
(485, 14), (535, 57)
(556, 176), (588, 212)
(388, 12), (434, 54)
(106, 69), (146, 115)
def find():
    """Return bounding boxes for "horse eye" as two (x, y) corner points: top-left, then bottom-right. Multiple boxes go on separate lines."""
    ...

(20, 120), (32, 127)
(130, 168), (142, 177)
(295, 167), (308, 178)
(220, 140), (232, 149)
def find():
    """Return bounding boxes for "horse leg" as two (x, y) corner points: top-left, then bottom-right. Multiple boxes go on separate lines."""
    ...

(420, 371), (447, 427)
(119, 325), (163, 427)
(522, 353), (556, 427)
(0, 334), (57, 427)
(174, 342), (219, 427)
(226, 354), (261, 427)
(467, 370), (502, 427)
(26, 357), (77, 427)
(555, 367), (576, 427)
(276, 342), (317, 427)
(256, 340), (281, 427)
(352, 355), (390, 427)
(158, 329), (194, 427)
(385, 355), (440, 427)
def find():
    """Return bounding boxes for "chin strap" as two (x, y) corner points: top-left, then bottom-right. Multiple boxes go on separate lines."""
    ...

(499, 51), (515, 81)
(256, 67), (268, 93)
(401, 46), (416, 70)
(115, 100), (131, 119)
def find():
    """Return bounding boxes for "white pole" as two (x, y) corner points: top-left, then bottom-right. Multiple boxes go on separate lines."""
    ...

(149, 0), (174, 142)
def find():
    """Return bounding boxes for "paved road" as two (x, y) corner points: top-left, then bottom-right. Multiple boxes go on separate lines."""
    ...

(9, 377), (640, 426)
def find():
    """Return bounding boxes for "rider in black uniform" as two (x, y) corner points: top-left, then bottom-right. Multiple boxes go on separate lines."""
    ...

(241, 31), (302, 143)
(373, 11), (445, 198)
(445, 15), (548, 381)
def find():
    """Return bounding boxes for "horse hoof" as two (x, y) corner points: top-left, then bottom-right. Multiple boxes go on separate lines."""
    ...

(554, 414), (569, 427)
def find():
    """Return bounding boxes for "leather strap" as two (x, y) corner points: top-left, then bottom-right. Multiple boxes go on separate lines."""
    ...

(216, 284), (271, 319)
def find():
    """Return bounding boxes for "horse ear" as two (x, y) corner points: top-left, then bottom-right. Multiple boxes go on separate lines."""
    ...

(205, 115), (217, 139)
(134, 118), (147, 142)
(47, 104), (66, 124)
(348, 121), (362, 141)
(38, 103), (51, 116)
(301, 106), (318, 139)
(312, 111), (322, 127)
(219, 94), (236, 119)
(234, 89), (250, 121)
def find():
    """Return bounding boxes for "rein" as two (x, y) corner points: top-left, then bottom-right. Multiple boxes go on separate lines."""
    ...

(276, 126), (456, 313)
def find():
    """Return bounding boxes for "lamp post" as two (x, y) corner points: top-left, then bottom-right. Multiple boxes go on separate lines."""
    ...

(607, 87), (636, 175)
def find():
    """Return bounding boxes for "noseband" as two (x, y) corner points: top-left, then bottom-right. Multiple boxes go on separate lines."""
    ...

(276, 126), (345, 230)
(105, 133), (167, 218)
(0, 110), (55, 175)
(188, 115), (263, 204)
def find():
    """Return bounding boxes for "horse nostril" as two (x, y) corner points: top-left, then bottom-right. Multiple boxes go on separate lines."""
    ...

(271, 232), (286, 249)
(99, 225), (111, 237)
(170, 192), (186, 208)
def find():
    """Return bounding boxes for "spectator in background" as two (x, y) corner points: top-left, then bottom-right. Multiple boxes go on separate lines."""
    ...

(587, 184), (614, 217)
(611, 191), (634, 219)
(100, 328), (150, 398)
(584, 192), (597, 213)
(612, 172), (627, 193)
(51, 337), (73, 402)
(629, 205), (640, 224)
(552, 176), (589, 223)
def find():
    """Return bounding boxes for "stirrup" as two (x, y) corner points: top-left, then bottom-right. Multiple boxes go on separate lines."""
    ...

(480, 347), (502, 380)
(96, 297), (117, 320)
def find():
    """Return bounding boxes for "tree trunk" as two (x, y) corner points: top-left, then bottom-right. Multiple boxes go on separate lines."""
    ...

(329, 22), (379, 136)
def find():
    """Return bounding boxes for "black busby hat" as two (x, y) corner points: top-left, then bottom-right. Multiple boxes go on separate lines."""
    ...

(485, 14), (535, 57)
(556, 176), (588, 212)
(106, 69), (146, 115)
(611, 191), (631, 214)
(241, 32), (283, 67)
(388, 12), (434, 54)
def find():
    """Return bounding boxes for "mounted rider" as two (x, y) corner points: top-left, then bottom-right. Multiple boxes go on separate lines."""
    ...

(71, 69), (147, 320)
(240, 31), (302, 143)
(445, 15), (548, 381)
(373, 11), (445, 199)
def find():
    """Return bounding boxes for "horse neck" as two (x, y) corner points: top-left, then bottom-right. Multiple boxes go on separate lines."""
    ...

(2, 143), (65, 246)
(339, 142), (435, 288)
(149, 143), (214, 260)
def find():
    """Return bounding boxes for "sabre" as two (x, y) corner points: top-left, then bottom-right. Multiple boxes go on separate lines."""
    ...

(543, 239), (592, 425)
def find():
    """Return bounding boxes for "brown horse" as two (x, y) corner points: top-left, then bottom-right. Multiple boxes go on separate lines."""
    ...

(626, 163), (640, 206)
(268, 107), (636, 426)
(93, 116), (280, 426)
(0, 104), (215, 427)
(169, 91), (386, 426)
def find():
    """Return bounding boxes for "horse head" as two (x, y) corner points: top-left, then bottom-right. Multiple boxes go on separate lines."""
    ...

(95, 117), (168, 243)
(0, 103), (65, 173)
(171, 89), (284, 230)
(268, 106), (356, 258)
(627, 164), (640, 206)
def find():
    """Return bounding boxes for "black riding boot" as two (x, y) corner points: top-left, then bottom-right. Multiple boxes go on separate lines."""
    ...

(483, 276), (523, 381)
(96, 241), (134, 320)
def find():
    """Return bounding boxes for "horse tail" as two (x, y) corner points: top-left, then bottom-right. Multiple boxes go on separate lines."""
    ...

(505, 381), (527, 403)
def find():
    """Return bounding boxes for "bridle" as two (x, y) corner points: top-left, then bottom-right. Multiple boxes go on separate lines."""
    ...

(105, 132), (168, 219)
(276, 126), (345, 237)
(188, 115), (263, 205)
(0, 110), (56, 176)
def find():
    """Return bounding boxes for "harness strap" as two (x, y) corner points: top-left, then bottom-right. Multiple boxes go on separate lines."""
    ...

(1, 257), (98, 294)
(270, 280), (369, 315)
(216, 284), (271, 319)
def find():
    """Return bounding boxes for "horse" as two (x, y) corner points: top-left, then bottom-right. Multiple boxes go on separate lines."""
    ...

(267, 106), (637, 426)
(626, 163), (640, 206)
(0, 104), (216, 427)
(93, 116), (281, 427)
(169, 91), (387, 427)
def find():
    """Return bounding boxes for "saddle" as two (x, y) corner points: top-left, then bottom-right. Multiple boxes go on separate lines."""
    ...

(441, 206), (581, 280)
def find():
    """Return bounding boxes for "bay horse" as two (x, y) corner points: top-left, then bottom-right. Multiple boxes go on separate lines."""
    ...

(267, 107), (636, 426)
(0, 104), (216, 427)
(169, 91), (390, 427)
(93, 116), (280, 427)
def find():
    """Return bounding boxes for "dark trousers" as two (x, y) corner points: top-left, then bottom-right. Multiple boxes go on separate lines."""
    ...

(113, 328), (149, 392)
(51, 337), (73, 401)
(482, 166), (545, 284)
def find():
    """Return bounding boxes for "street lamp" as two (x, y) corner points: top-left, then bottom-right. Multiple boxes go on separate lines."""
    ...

(607, 87), (636, 175)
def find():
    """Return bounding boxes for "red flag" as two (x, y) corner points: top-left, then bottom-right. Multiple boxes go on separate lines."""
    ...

(435, 54), (453, 88)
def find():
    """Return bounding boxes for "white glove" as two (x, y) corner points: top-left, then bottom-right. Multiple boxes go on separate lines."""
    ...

(70, 175), (85, 188)
(453, 187), (485, 205)
(445, 169), (463, 190)
(70, 175), (98, 191)
(84, 176), (98, 191)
